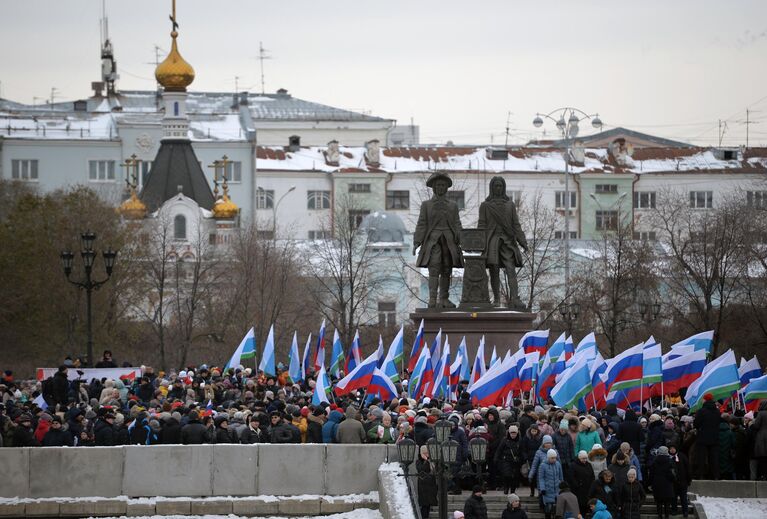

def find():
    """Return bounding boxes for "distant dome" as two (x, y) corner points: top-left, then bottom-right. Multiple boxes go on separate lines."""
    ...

(359, 211), (407, 243)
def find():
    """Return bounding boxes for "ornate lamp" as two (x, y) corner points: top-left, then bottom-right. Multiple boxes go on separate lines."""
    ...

(434, 420), (452, 444)
(426, 437), (442, 463)
(396, 438), (417, 467)
(442, 439), (459, 465)
(60, 251), (74, 276)
(469, 437), (488, 464)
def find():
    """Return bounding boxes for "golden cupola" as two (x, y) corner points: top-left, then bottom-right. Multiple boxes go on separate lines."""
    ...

(212, 192), (239, 219)
(155, 1), (195, 91)
(118, 155), (147, 219)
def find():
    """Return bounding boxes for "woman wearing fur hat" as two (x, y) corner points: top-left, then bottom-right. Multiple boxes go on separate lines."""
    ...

(494, 425), (523, 494)
(575, 418), (600, 456)
(587, 444), (609, 479)
(537, 449), (563, 519)
(500, 493), (527, 519)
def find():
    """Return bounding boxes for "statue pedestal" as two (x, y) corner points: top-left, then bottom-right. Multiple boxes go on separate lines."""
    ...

(410, 309), (536, 358)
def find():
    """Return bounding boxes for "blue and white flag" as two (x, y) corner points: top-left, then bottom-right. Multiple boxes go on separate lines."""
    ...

(288, 331), (302, 383)
(312, 365), (331, 405)
(224, 327), (256, 372)
(258, 324), (276, 377)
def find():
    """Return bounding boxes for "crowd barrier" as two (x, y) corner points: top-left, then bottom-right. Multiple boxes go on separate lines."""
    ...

(0, 444), (402, 499)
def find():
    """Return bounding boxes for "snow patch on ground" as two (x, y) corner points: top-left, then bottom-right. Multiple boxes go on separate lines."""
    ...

(694, 496), (767, 518)
(92, 512), (383, 519)
(0, 493), (377, 505)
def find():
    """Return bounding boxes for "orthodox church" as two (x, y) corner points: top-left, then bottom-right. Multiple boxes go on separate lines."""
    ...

(118, 2), (239, 259)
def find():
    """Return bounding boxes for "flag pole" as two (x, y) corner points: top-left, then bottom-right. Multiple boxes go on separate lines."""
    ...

(591, 391), (598, 412)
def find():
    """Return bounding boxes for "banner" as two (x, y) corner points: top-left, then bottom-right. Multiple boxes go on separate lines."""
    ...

(36, 367), (142, 382)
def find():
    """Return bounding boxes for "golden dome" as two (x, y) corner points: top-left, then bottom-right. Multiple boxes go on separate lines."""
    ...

(155, 31), (195, 91)
(212, 193), (239, 219)
(118, 190), (147, 220)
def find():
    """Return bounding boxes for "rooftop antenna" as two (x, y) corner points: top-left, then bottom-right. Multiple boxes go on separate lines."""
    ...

(718, 119), (728, 147)
(50, 87), (59, 107)
(257, 42), (272, 94)
(99, 0), (118, 95)
(504, 111), (514, 146)
(235, 76), (240, 94)
(743, 109), (760, 149)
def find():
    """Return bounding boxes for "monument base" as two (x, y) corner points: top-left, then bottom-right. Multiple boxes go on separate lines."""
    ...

(410, 309), (536, 359)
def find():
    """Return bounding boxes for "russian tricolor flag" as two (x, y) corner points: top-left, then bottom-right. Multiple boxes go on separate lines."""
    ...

(519, 329), (549, 356)
(468, 336), (486, 389)
(653, 349), (706, 396)
(345, 330), (362, 375)
(519, 352), (540, 392)
(369, 367), (398, 402)
(469, 354), (518, 407)
(334, 350), (378, 396)
(739, 356), (763, 388)
(313, 320), (327, 372)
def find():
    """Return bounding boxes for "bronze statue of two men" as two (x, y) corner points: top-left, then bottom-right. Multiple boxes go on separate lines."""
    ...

(413, 173), (528, 310)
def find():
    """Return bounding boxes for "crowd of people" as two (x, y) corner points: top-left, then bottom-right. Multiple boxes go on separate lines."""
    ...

(2, 351), (767, 519)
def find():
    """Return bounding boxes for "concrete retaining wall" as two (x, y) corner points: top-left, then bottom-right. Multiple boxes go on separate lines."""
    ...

(0, 444), (391, 499)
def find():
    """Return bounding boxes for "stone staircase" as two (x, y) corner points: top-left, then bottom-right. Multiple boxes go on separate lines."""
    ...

(446, 491), (697, 518)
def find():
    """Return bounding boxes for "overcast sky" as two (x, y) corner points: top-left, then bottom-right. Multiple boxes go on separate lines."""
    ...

(2, 0), (767, 146)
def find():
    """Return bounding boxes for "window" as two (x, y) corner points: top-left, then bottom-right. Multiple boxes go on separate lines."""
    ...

(633, 191), (656, 209)
(555, 191), (577, 209)
(308, 230), (331, 240)
(307, 190), (331, 209)
(224, 161), (242, 183)
(174, 215), (187, 240)
(257, 189), (274, 209)
(348, 209), (370, 230)
(595, 184), (618, 194)
(11, 159), (38, 181)
(633, 231), (657, 241)
(378, 301), (397, 328)
(348, 183), (371, 193)
(446, 191), (465, 210)
(89, 160), (116, 182)
(506, 191), (522, 205)
(595, 210), (618, 231)
(139, 160), (152, 187)
(689, 191), (713, 209)
(173, 102), (179, 116)
(257, 230), (275, 240)
(386, 190), (410, 210)
(747, 191), (767, 208)
(554, 231), (578, 240)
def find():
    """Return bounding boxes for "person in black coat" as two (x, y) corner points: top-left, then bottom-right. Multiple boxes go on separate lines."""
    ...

(42, 416), (74, 446)
(241, 415), (268, 444)
(520, 424), (541, 497)
(463, 485), (488, 519)
(669, 444), (692, 518)
(414, 416), (434, 446)
(693, 395), (720, 479)
(500, 493), (528, 519)
(568, 451), (595, 517)
(181, 411), (214, 444)
(128, 412), (156, 445)
(214, 415), (238, 443)
(644, 415), (665, 464)
(93, 414), (116, 446)
(12, 414), (40, 446)
(51, 367), (70, 409)
(588, 469), (618, 518)
(416, 446), (438, 518)
(494, 425), (523, 494)
(618, 467), (645, 519)
(159, 414), (182, 444)
(650, 446), (676, 519)
(306, 409), (325, 443)
(618, 409), (642, 455)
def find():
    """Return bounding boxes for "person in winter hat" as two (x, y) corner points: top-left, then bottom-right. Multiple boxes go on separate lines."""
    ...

(576, 418), (600, 455)
(494, 424), (523, 495)
(618, 467), (645, 519)
(588, 469), (618, 518)
(588, 498), (612, 519)
(552, 418), (574, 474)
(528, 434), (554, 490)
(500, 492), (527, 519)
(650, 445), (675, 519)
(588, 443), (609, 479)
(462, 484), (488, 519)
(554, 481), (579, 519)
(537, 449), (563, 519)
(570, 450), (595, 517)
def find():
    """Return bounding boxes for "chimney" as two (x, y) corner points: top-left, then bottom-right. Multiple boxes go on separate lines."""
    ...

(276, 88), (290, 97)
(365, 139), (380, 166)
(231, 93), (239, 110)
(239, 92), (249, 106)
(287, 135), (300, 152)
(91, 81), (105, 98)
(325, 140), (340, 166)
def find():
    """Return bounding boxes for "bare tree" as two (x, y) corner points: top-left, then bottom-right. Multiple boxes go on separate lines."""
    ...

(650, 191), (751, 356)
(304, 194), (384, 347)
(516, 190), (564, 311)
(572, 213), (658, 356)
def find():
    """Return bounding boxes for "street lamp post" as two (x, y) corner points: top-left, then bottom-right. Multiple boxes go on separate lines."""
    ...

(258, 185), (295, 239)
(533, 108), (603, 304)
(559, 301), (580, 336)
(60, 231), (118, 367)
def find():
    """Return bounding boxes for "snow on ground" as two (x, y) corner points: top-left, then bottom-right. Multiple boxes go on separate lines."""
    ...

(0, 493), (378, 505)
(92, 511), (383, 519)
(694, 496), (767, 518)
